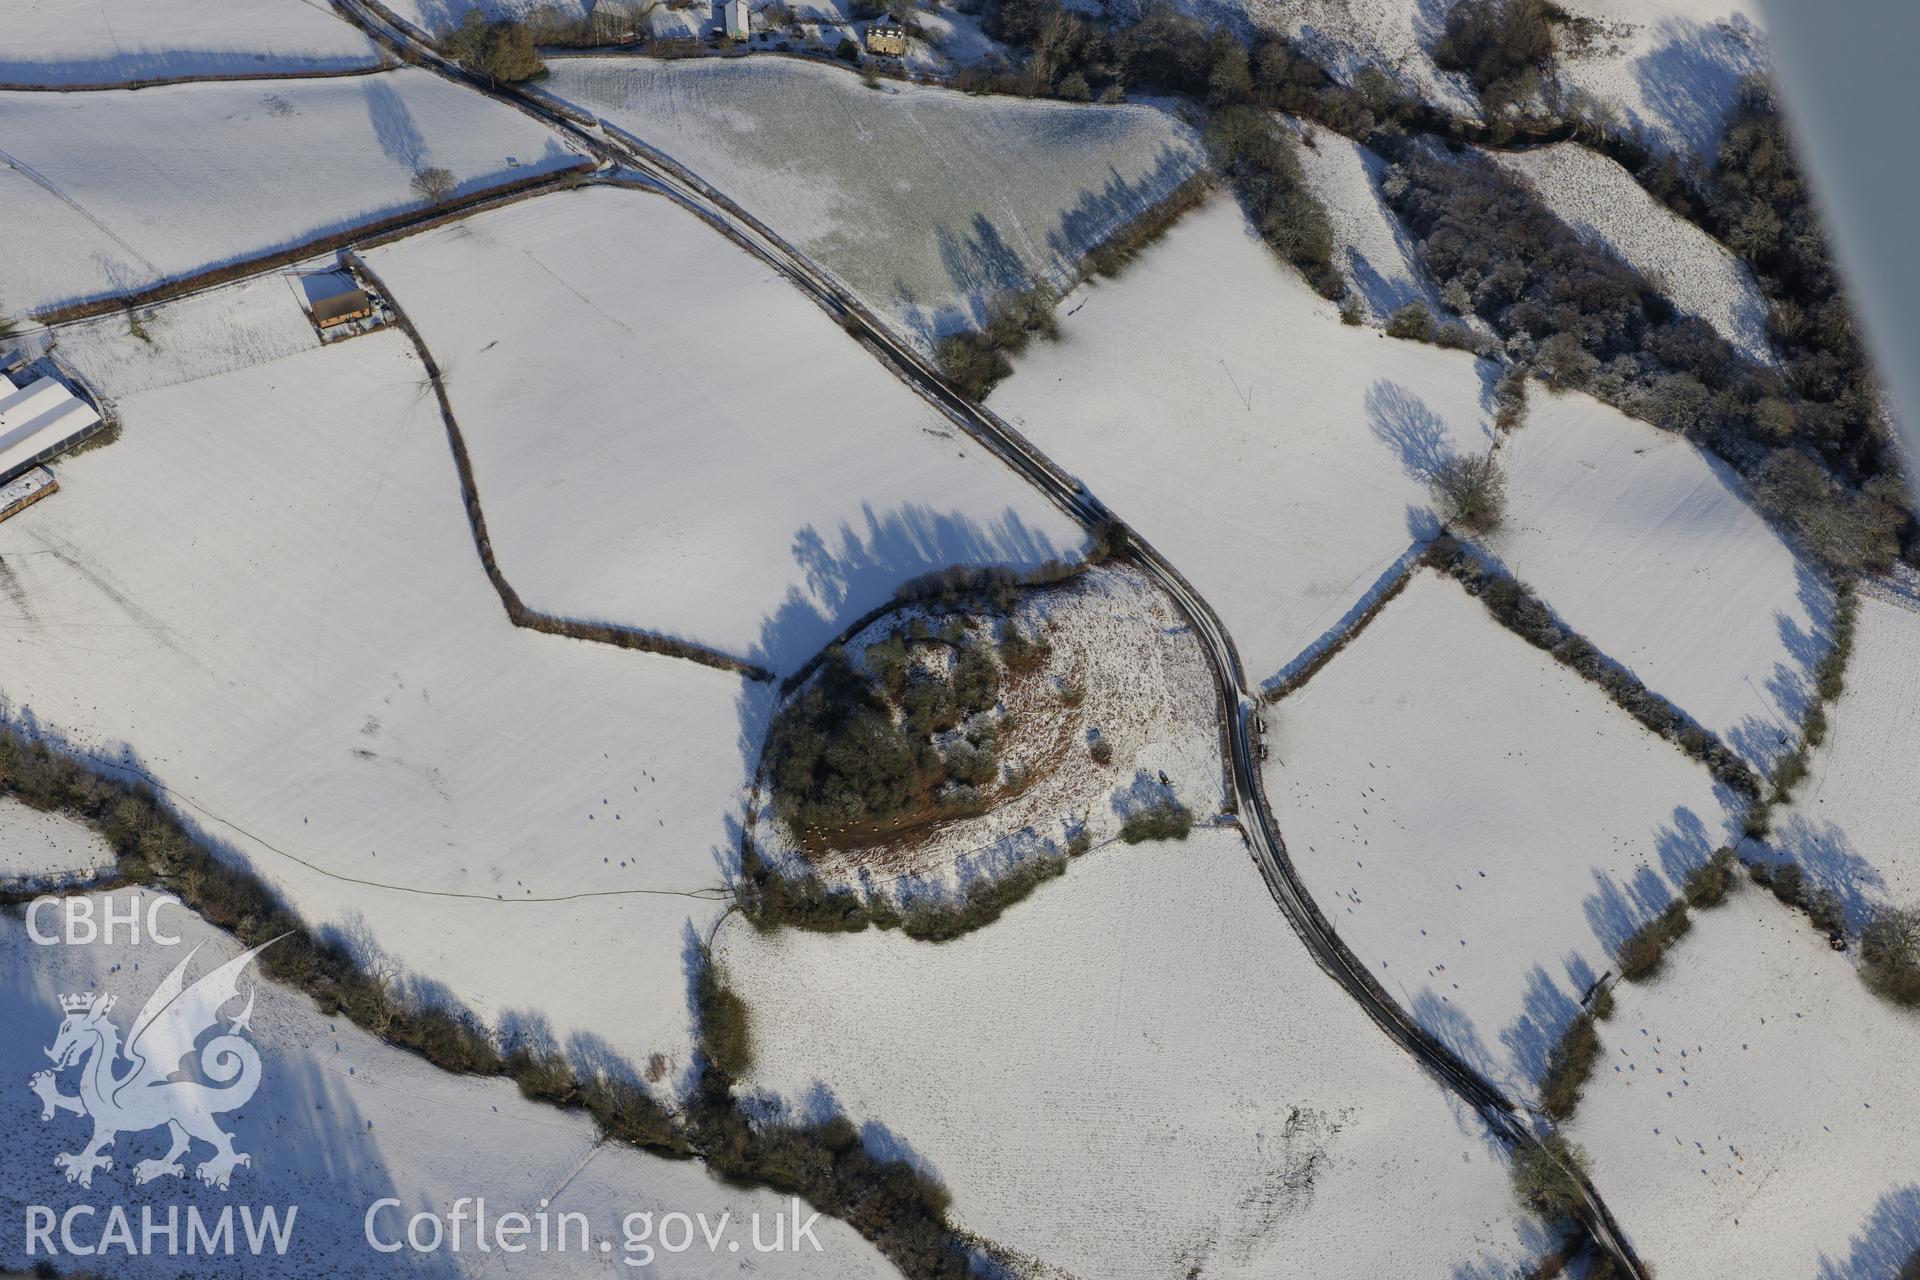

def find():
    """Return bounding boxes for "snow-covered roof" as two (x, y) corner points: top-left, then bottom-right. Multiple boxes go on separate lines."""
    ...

(311, 288), (372, 326)
(0, 371), (102, 482)
(0, 466), (55, 515)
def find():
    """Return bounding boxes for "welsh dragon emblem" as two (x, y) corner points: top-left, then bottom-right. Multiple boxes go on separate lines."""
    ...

(29, 938), (278, 1189)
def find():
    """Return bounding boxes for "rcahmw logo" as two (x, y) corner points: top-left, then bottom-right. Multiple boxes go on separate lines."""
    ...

(23, 936), (299, 1260)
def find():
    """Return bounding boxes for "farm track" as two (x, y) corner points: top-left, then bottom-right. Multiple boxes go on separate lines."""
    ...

(26, 5), (1648, 1273)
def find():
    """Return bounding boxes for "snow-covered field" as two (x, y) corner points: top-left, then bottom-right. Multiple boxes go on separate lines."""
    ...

(754, 564), (1222, 885)
(6, 271), (325, 402)
(0, 322), (758, 1078)
(1555, 0), (1768, 157)
(1569, 881), (1920, 1280)
(0, 70), (582, 317)
(1, 888), (893, 1278)
(1483, 388), (1831, 773)
(1760, 579), (1920, 923)
(720, 826), (1548, 1279)
(1291, 123), (1452, 326)
(1268, 570), (1743, 1100)
(995, 195), (1494, 685)
(363, 185), (1084, 674)
(0, 0), (382, 86)
(536, 56), (1205, 342)
(1492, 142), (1774, 364)
(0, 798), (114, 883)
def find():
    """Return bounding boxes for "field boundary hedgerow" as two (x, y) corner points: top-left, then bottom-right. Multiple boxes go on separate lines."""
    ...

(29, 162), (595, 328)
(1536, 837), (1908, 1128)
(733, 808), (1216, 943)
(0, 725), (985, 1279)
(1263, 542), (1426, 700)
(1531, 565), (1877, 1121)
(909, 173), (1217, 400)
(736, 833), (1077, 942)
(347, 249), (776, 682)
(0, 61), (395, 93)
(1423, 537), (1762, 798)
(1741, 576), (1858, 837)
(0, 728), (729, 908)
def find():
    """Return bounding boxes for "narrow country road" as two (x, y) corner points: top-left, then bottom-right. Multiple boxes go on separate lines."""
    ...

(352, 5), (1649, 1272)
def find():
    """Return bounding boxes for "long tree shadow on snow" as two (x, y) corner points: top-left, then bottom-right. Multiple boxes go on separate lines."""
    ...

(1816, 1184), (1920, 1280)
(0, 885), (459, 1275)
(1627, 16), (1769, 158)
(1757, 812), (1889, 932)
(894, 141), (1202, 348)
(1041, 144), (1203, 274)
(1582, 805), (1726, 956)
(0, 712), (964, 1243)
(735, 500), (1074, 690)
(364, 75), (430, 175)
(1726, 558), (1840, 773)
(1365, 377), (1494, 483)
(1412, 802), (1733, 1096)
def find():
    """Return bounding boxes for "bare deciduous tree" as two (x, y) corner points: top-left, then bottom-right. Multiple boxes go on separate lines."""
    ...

(1431, 453), (1508, 532)
(410, 166), (456, 204)
(1510, 1132), (1590, 1218)
(1862, 905), (1920, 1006)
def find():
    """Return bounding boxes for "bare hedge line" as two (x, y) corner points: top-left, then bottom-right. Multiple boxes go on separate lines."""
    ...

(0, 725), (978, 1278)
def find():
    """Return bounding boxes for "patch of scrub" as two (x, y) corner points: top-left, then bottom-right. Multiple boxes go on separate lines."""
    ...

(1199, 0), (1480, 118)
(1291, 122), (1453, 325)
(752, 563), (1221, 889)
(1492, 142), (1774, 364)
(1554, 0), (1768, 159)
